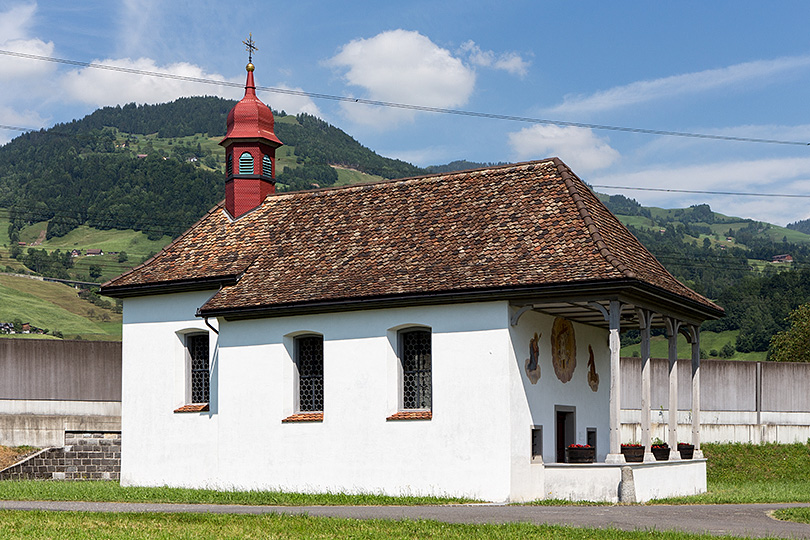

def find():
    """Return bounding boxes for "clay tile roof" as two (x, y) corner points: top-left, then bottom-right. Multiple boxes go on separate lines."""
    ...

(101, 158), (722, 319)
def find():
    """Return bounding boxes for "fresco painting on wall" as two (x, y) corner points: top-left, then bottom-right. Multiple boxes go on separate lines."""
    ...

(587, 344), (599, 391)
(551, 317), (576, 383)
(524, 332), (542, 384)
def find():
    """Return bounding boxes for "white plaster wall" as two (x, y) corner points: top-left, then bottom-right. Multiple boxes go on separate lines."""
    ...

(632, 460), (707, 502)
(122, 295), (517, 501)
(509, 310), (611, 464)
(119, 290), (221, 488)
(544, 461), (706, 503)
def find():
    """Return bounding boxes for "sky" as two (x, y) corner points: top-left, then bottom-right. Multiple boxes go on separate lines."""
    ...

(1, 1), (810, 226)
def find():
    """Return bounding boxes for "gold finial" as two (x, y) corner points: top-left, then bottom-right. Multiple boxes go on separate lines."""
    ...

(243, 33), (258, 70)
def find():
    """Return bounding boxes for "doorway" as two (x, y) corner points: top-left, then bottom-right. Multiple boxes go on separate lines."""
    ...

(555, 406), (576, 463)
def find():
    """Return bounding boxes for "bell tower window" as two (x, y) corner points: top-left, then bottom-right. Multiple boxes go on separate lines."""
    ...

(239, 152), (254, 175)
(262, 155), (273, 178)
(226, 154), (233, 177)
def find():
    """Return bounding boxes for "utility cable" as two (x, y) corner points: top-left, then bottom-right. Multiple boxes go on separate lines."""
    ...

(1, 49), (809, 146)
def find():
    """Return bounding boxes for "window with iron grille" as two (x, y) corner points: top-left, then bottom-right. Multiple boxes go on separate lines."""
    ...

(239, 152), (254, 175)
(295, 335), (324, 412)
(262, 154), (273, 177)
(187, 333), (209, 403)
(399, 329), (432, 410)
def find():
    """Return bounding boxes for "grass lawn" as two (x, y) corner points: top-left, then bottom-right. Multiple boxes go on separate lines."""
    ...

(0, 481), (475, 506)
(0, 511), (759, 540)
(654, 442), (810, 504)
(620, 331), (766, 362)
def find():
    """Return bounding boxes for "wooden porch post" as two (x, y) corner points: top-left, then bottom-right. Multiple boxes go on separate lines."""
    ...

(665, 317), (682, 460)
(637, 309), (655, 462)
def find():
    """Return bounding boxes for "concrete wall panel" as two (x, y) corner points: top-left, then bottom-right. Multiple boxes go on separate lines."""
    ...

(0, 340), (121, 401)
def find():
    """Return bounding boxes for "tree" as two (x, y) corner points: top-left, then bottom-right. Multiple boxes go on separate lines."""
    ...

(89, 264), (103, 279)
(118, 251), (128, 263)
(768, 303), (810, 362)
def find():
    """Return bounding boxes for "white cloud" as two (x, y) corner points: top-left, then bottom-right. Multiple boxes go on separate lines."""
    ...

(590, 158), (810, 225)
(328, 29), (476, 127)
(550, 55), (810, 114)
(61, 58), (241, 107)
(508, 124), (620, 173)
(0, 3), (55, 79)
(258, 85), (321, 117)
(0, 2), (36, 41)
(459, 40), (529, 77)
(0, 105), (49, 145)
(119, 0), (160, 58)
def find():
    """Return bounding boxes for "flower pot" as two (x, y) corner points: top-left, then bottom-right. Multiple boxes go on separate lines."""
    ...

(565, 446), (595, 463)
(651, 445), (670, 461)
(678, 443), (695, 460)
(621, 445), (644, 462)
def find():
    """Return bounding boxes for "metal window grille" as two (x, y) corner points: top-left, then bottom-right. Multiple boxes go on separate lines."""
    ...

(262, 155), (272, 177)
(226, 154), (233, 176)
(188, 334), (209, 403)
(296, 335), (324, 412)
(239, 152), (254, 175)
(400, 329), (431, 409)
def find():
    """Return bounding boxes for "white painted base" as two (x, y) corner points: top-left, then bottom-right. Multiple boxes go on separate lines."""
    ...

(544, 459), (706, 503)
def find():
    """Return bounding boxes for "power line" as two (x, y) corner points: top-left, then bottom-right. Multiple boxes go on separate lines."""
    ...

(2, 49), (809, 147)
(591, 185), (810, 198)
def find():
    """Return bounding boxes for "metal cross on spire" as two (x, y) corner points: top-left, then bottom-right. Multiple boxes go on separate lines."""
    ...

(243, 33), (258, 64)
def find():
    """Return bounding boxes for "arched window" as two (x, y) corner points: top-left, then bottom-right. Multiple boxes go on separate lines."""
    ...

(239, 152), (254, 175)
(295, 335), (324, 412)
(399, 328), (432, 410)
(262, 155), (273, 177)
(226, 154), (233, 176)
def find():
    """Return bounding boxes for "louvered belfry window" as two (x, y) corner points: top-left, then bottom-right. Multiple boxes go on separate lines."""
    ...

(296, 335), (324, 412)
(226, 154), (233, 176)
(262, 154), (273, 177)
(188, 334), (209, 403)
(239, 152), (254, 175)
(400, 329), (432, 409)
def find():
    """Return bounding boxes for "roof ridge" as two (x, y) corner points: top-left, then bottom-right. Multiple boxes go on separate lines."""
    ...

(553, 157), (636, 280)
(268, 159), (557, 200)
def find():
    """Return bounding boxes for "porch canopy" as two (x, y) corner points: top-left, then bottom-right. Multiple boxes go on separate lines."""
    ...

(510, 280), (722, 463)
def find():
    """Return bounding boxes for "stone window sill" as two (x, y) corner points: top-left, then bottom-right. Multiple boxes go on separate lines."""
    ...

(386, 410), (432, 421)
(282, 412), (323, 423)
(174, 403), (209, 413)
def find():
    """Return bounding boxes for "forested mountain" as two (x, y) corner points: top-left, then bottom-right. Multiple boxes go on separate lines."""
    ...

(788, 218), (810, 235)
(0, 97), (432, 239)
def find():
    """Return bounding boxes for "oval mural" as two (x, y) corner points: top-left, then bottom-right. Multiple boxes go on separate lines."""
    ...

(551, 317), (576, 383)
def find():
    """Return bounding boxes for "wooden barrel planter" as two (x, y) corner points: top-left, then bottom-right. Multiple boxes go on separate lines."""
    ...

(565, 446), (595, 463)
(678, 443), (695, 459)
(621, 445), (644, 462)
(651, 444), (670, 461)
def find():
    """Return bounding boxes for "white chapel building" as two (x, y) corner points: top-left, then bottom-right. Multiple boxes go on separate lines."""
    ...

(101, 60), (723, 503)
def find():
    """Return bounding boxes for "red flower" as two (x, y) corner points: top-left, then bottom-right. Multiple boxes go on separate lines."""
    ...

(568, 444), (592, 448)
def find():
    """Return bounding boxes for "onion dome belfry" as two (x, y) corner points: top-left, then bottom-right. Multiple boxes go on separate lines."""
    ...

(219, 36), (283, 219)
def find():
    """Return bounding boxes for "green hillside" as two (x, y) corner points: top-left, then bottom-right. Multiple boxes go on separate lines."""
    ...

(0, 274), (121, 341)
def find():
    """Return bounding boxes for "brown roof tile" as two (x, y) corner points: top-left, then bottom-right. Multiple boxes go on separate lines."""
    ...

(102, 158), (721, 318)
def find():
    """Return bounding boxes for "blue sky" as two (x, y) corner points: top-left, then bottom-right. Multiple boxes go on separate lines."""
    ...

(2, 1), (810, 226)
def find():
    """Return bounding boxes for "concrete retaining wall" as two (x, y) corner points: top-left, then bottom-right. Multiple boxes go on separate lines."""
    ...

(0, 340), (121, 401)
(0, 340), (122, 447)
(620, 357), (810, 443)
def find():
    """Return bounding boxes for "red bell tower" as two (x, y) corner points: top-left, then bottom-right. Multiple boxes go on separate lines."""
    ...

(220, 36), (282, 218)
